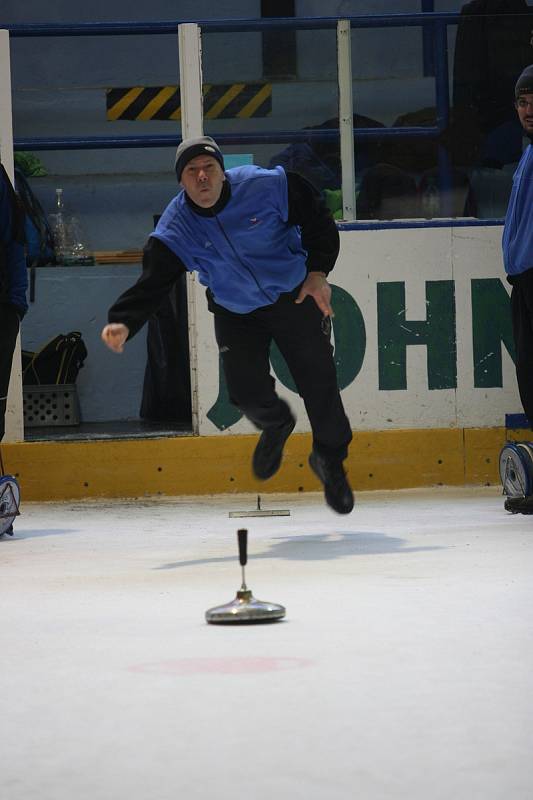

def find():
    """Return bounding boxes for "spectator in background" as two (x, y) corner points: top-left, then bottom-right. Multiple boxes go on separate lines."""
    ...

(503, 65), (533, 434)
(453, 0), (533, 167)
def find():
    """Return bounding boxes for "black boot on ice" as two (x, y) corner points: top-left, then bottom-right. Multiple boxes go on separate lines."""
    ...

(309, 451), (354, 514)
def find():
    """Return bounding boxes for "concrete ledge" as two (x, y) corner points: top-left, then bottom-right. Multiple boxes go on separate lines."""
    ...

(1, 426), (521, 501)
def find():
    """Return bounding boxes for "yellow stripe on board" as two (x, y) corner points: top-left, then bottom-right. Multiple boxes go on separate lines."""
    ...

(204, 83), (246, 120)
(2, 426), (508, 501)
(106, 87), (145, 120)
(237, 83), (272, 118)
(136, 86), (177, 121)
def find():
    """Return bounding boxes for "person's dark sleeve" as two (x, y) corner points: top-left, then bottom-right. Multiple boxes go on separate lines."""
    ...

(6, 240), (28, 318)
(1, 164), (28, 318)
(108, 236), (187, 340)
(286, 170), (340, 275)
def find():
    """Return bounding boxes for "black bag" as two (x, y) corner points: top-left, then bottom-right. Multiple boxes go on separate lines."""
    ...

(14, 168), (56, 268)
(22, 332), (87, 386)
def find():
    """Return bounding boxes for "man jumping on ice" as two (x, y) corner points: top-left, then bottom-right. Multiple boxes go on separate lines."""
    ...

(101, 136), (354, 513)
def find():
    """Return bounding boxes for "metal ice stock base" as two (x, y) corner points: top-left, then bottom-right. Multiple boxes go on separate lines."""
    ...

(205, 528), (286, 625)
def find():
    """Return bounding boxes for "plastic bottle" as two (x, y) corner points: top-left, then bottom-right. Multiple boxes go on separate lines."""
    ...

(50, 188), (94, 266)
(51, 188), (68, 264)
(422, 183), (440, 219)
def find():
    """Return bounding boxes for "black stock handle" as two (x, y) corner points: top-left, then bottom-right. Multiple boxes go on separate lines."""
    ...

(237, 528), (248, 566)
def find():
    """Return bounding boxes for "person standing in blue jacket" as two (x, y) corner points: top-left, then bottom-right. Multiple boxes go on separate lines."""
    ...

(503, 65), (533, 425)
(0, 161), (28, 444)
(102, 136), (354, 513)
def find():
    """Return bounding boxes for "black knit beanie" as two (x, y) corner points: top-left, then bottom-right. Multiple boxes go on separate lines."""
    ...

(174, 136), (224, 180)
(515, 64), (533, 98)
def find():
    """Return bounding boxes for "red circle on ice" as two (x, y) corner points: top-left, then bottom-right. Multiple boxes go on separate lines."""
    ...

(129, 657), (314, 675)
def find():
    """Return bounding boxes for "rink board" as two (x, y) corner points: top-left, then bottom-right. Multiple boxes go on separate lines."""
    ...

(191, 225), (518, 436)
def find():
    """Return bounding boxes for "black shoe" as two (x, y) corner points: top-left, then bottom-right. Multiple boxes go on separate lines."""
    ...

(309, 451), (354, 514)
(504, 495), (533, 514)
(252, 415), (296, 480)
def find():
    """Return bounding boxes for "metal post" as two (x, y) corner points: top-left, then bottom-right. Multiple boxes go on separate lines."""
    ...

(0, 29), (24, 443)
(421, 0), (436, 77)
(337, 20), (356, 221)
(0, 31), (15, 179)
(178, 22), (203, 434)
(178, 22), (204, 139)
(434, 20), (452, 217)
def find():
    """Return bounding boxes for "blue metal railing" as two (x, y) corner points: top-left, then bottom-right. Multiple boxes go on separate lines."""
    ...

(3, 13), (460, 153)
(5, 14), (463, 37)
(4, 12), (525, 222)
(421, 0), (436, 76)
(13, 126), (442, 152)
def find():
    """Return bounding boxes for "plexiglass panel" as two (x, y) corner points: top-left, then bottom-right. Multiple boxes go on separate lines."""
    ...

(9, 32), (191, 440)
(202, 27), (341, 214)
(350, 10), (532, 220)
(6, 6), (533, 444)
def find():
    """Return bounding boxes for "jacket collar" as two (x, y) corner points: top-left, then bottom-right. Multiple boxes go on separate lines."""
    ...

(185, 178), (231, 217)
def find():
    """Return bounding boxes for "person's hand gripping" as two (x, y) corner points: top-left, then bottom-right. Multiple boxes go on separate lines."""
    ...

(295, 271), (334, 318)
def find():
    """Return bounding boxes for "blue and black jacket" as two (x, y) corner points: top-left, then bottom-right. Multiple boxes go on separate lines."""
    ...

(109, 166), (339, 337)
(0, 163), (28, 317)
(503, 139), (533, 282)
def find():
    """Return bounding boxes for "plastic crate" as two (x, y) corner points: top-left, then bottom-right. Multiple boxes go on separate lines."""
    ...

(23, 384), (81, 427)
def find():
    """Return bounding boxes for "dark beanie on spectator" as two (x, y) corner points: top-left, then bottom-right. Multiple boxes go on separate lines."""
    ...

(515, 64), (533, 98)
(175, 136), (224, 180)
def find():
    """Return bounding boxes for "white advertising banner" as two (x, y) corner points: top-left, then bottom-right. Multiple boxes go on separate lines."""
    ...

(191, 225), (519, 436)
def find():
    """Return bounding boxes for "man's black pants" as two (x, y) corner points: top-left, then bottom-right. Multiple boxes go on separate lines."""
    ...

(0, 304), (20, 441)
(213, 285), (352, 463)
(511, 269), (533, 427)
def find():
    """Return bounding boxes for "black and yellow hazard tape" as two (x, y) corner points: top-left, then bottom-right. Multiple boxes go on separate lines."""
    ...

(106, 83), (272, 121)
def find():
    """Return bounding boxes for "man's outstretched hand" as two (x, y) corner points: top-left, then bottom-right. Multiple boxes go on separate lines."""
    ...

(295, 271), (334, 318)
(101, 323), (129, 353)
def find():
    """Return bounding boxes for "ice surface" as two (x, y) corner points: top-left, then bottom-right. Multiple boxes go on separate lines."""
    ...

(2, 487), (532, 800)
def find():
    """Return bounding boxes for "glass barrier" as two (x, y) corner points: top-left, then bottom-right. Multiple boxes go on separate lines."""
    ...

(448, 9), (531, 220)
(11, 33), (182, 174)
(202, 26), (340, 193)
(350, 10), (531, 221)
(5, 9), (533, 443)
(8, 32), (190, 441)
(17, 148), (192, 443)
